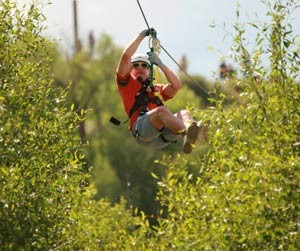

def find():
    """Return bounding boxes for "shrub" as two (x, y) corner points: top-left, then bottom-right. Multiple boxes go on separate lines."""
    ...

(150, 1), (300, 250)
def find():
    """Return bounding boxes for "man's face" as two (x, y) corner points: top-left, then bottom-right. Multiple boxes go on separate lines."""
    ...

(131, 61), (150, 81)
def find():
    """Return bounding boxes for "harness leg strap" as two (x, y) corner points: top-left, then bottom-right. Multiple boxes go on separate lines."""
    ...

(160, 134), (177, 143)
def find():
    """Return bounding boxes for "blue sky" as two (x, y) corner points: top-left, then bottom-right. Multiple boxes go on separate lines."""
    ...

(17, 0), (300, 80)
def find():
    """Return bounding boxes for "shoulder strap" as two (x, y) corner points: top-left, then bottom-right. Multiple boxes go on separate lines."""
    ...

(128, 78), (163, 118)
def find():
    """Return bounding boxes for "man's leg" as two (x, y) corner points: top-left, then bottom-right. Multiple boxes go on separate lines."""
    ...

(148, 107), (199, 154)
(174, 109), (193, 128)
(148, 106), (187, 133)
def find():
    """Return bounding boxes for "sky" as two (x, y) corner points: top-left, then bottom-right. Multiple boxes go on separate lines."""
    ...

(16, 0), (300, 80)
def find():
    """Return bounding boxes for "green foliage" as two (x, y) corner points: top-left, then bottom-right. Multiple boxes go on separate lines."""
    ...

(2, 0), (299, 250)
(0, 1), (83, 249)
(147, 1), (300, 250)
(0, 2), (143, 250)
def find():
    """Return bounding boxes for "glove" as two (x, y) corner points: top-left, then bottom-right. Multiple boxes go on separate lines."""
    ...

(141, 29), (150, 37)
(141, 28), (157, 38)
(147, 52), (163, 67)
(149, 28), (157, 37)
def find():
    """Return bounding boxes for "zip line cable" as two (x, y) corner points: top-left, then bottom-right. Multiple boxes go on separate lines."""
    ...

(135, 0), (212, 100)
(136, 0), (151, 30)
(160, 44), (212, 99)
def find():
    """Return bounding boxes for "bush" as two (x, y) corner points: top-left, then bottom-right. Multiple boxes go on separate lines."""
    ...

(0, 2), (143, 250)
(148, 1), (300, 250)
(1, 1), (299, 250)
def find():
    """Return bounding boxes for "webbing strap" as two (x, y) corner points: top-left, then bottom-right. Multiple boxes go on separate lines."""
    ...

(160, 134), (177, 144)
(128, 78), (163, 118)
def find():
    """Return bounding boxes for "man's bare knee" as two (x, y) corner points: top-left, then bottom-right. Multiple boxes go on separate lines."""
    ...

(176, 109), (190, 119)
(156, 106), (169, 119)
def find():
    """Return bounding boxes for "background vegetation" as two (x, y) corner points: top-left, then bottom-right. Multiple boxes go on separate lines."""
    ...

(1, 0), (299, 250)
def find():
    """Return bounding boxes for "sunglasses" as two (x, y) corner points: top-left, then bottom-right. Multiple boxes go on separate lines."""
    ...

(132, 62), (150, 69)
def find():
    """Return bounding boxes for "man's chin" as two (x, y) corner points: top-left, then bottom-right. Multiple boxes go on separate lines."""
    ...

(136, 74), (146, 81)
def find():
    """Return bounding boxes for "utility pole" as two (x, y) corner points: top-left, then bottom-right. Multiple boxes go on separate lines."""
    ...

(72, 0), (86, 142)
(73, 0), (81, 55)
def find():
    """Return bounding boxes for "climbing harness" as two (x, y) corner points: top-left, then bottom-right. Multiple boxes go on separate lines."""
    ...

(109, 77), (163, 126)
(128, 78), (163, 119)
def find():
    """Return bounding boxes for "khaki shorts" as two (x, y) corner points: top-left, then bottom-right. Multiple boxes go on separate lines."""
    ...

(131, 113), (179, 149)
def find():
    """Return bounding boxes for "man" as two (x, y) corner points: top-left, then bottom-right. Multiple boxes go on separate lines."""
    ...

(115, 29), (207, 153)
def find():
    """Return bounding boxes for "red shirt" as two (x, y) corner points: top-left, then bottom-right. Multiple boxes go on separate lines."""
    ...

(116, 72), (170, 129)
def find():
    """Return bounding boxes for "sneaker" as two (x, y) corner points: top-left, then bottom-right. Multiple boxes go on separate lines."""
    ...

(183, 122), (199, 154)
(197, 120), (210, 143)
